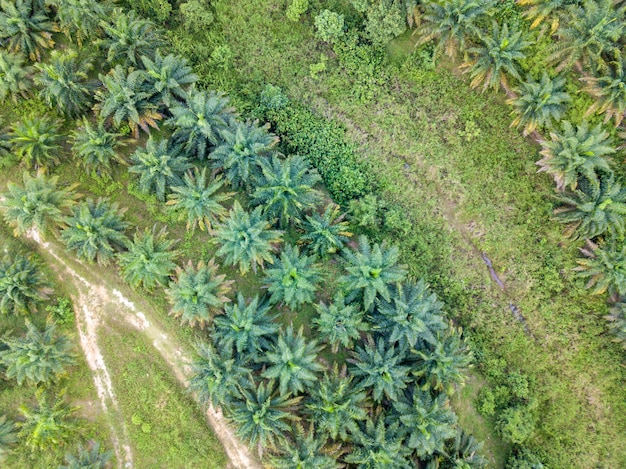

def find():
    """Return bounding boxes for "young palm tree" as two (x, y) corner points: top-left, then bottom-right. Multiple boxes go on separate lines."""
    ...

(212, 293), (278, 362)
(98, 9), (163, 67)
(70, 118), (126, 171)
(0, 254), (50, 315)
(229, 378), (301, 452)
(300, 203), (352, 258)
(1, 171), (78, 236)
(141, 50), (198, 110)
(548, 0), (624, 72)
(313, 294), (369, 353)
(575, 239), (626, 296)
(18, 389), (79, 452)
(373, 281), (448, 349)
(0, 319), (75, 385)
(216, 202), (283, 275)
(554, 174), (626, 240)
(508, 72), (571, 135)
(414, 329), (471, 396)
(117, 226), (180, 291)
(0, 415), (16, 461)
(168, 88), (234, 161)
(343, 415), (412, 468)
(261, 325), (324, 396)
(252, 155), (323, 227)
(0, 0), (56, 61)
(60, 441), (112, 469)
(189, 341), (253, 411)
(61, 198), (130, 265)
(94, 65), (161, 138)
(49, 0), (110, 45)
(537, 121), (615, 190)
(305, 365), (368, 441)
(0, 51), (33, 103)
(166, 259), (233, 328)
(209, 120), (278, 188)
(166, 168), (232, 234)
(348, 335), (411, 403)
(10, 116), (62, 168)
(128, 138), (191, 201)
(582, 52), (626, 125)
(461, 21), (532, 91)
(392, 388), (457, 457)
(340, 235), (407, 312)
(269, 424), (340, 469)
(34, 49), (95, 118)
(263, 244), (321, 309)
(415, 0), (492, 59)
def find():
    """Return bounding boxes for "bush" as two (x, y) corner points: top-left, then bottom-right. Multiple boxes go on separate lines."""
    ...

(46, 297), (74, 325)
(258, 84), (289, 112)
(179, 0), (214, 33)
(286, 0), (308, 22)
(127, 0), (172, 23)
(477, 388), (496, 417)
(506, 447), (545, 469)
(498, 406), (536, 445)
(314, 10), (345, 44)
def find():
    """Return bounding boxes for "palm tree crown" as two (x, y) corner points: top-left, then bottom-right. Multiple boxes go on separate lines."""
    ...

(10, 116), (62, 168)
(216, 201), (283, 275)
(575, 240), (626, 296)
(269, 424), (340, 469)
(0, 415), (17, 460)
(313, 294), (369, 353)
(50, 0), (110, 45)
(166, 259), (233, 328)
(582, 53), (626, 125)
(141, 50), (198, 110)
(300, 203), (353, 257)
(60, 198), (130, 265)
(0, 0), (56, 61)
(70, 118), (126, 171)
(0, 253), (50, 315)
(344, 415), (412, 468)
(60, 441), (112, 469)
(0, 51), (33, 103)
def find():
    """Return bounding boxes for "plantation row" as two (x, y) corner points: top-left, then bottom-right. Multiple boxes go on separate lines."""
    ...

(0, 0), (487, 468)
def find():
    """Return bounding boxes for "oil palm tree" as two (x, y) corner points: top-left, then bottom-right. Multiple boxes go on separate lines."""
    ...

(229, 378), (301, 453)
(212, 293), (278, 362)
(348, 335), (411, 403)
(18, 389), (79, 452)
(537, 121), (615, 190)
(189, 341), (253, 411)
(305, 364), (368, 441)
(373, 281), (448, 349)
(252, 155), (323, 227)
(60, 441), (112, 469)
(0, 51), (33, 103)
(10, 116), (62, 168)
(0, 415), (16, 461)
(392, 388), (457, 457)
(548, 0), (624, 72)
(70, 118), (126, 171)
(1, 170), (78, 236)
(508, 72), (571, 135)
(117, 226), (180, 291)
(60, 198), (130, 265)
(606, 301), (626, 348)
(415, 0), (492, 59)
(340, 235), (407, 312)
(441, 429), (488, 468)
(264, 244), (322, 309)
(554, 174), (626, 240)
(141, 50), (198, 110)
(269, 424), (340, 469)
(128, 138), (191, 201)
(575, 239), (626, 296)
(0, 319), (75, 385)
(0, 253), (50, 315)
(300, 203), (353, 258)
(313, 294), (369, 353)
(98, 9), (163, 67)
(166, 259), (233, 328)
(518, 0), (578, 34)
(35, 49), (95, 118)
(215, 202), (283, 275)
(461, 21), (532, 91)
(166, 168), (232, 234)
(582, 52), (626, 125)
(0, 0), (56, 61)
(344, 415), (412, 468)
(414, 329), (471, 396)
(95, 65), (161, 138)
(262, 325), (324, 396)
(209, 120), (278, 189)
(49, 0), (110, 45)
(168, 88), (234, 161)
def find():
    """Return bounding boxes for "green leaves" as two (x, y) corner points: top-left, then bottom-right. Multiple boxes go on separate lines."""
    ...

(10, 116), (62, 169)
(575, 240), (626, 296)
(71, 118), (126, 171)
(0, 0), (56, 61)
(0, 253), (50, 315)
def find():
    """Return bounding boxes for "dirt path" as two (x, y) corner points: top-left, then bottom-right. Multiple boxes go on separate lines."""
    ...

(27, 231), (259, 469)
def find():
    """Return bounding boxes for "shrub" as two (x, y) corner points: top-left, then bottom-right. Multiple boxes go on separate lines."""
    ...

(126, 0), (172, 23)
(314, 10), (345, 44)
(497, 406), (536, 445)
(46, 297), (74, 325)
(286, 0), (308, 22)
(179, 0), (214, 33)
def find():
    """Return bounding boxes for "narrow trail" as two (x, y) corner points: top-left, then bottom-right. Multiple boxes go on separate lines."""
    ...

(27, 231), (259, 469)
